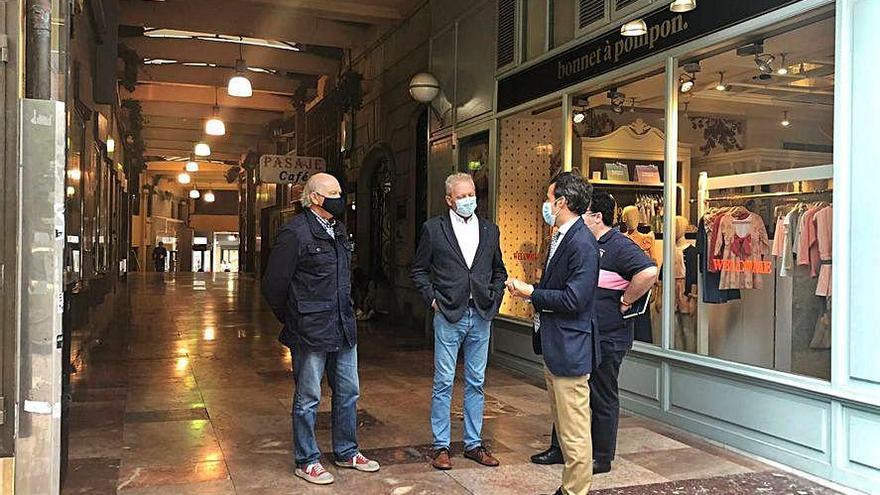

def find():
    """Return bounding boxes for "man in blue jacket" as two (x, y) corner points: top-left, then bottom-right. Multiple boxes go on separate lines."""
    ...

(262, 172), (380, 486)
(507, 171), (600, 495)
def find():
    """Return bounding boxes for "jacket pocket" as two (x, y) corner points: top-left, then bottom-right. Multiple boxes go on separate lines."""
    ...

(298, 300), (335, 314)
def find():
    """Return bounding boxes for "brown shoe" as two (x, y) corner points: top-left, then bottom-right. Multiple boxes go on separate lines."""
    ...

(464, 446), (500, 467)
(431, 448), (452, 470)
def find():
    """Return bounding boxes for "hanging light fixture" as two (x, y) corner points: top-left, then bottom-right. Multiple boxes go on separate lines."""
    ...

(186, 160), (199, 172)
(178, 172), (192, 184)
(669, 0), (696, 12)
(620, 19), (647, 37)
(227, 39), (253, 97)
(781, 111), (791, 127)
(203, 190), (216, 203)
(715, 71), (728, 91)
(205, 87), (226, 136)
(194, 142), (211, 157)
(189, 188), (201, 199)
(777, 53), (789, 75)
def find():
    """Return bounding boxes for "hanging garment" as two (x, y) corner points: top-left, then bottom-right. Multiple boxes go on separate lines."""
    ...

(772, 215), (786, 258)
(797, 206), (822, 276)
(778, 207), (802, 278)
(715, 211), (770, 290)
(696, 216), (741, 304)
(810, 295), (832, 350)
(814, 206), (833, 297)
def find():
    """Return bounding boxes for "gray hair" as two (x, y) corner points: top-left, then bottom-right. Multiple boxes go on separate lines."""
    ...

(445, 172), (474, 195)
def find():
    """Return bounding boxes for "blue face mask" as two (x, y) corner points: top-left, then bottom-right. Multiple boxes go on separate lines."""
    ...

(455, 196), (477, 218)
(542, 200), (557, 226)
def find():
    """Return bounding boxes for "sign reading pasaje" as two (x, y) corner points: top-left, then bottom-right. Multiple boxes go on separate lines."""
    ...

(259, 155), (326, 184)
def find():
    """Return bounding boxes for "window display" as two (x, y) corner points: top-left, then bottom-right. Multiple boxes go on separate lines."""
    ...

(676, 16), (835, 380)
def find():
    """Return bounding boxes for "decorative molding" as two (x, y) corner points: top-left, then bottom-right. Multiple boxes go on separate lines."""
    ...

(689, 117), (744, 156)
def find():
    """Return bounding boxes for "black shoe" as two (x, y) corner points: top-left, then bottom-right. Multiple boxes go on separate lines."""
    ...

(593, 459), (612, 474)
(530, 447), (564, 465)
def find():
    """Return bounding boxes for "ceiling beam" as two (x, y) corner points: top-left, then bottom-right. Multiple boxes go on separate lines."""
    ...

(145, 138), (257, 155)
(123, 83), (292, 112)
(119, 0), (368, 48)
(237, 0), (403, 24)
(142, 116), (269, 137)
(123, 37), (340, 77)
(142, 128), (265, 148)
(137, 65), (302, 95)
(140, 101), (283, 125)
(145, 146), (245, 163)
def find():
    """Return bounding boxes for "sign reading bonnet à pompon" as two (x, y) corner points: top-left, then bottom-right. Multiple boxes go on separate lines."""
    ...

(497, 0), (799, 112)
(258, 154), (327, 185)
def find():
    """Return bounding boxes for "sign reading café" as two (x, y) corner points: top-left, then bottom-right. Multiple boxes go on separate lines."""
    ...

(258, 154), (326, 185)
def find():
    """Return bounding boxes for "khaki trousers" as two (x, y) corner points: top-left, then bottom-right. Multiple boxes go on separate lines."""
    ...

(545, 368), (592, 495)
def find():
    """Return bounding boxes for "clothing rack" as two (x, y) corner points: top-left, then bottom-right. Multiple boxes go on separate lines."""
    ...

(694, 165), (834, 359)
(705, 189), (832, 202)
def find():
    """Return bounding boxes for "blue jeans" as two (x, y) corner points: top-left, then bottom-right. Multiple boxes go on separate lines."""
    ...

(431, 307), (491, 451)
(292, 344), (360, 466)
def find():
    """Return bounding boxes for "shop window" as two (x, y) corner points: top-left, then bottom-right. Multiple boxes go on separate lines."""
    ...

(675, 17), (835, 380)
(497, 103), (564, 321)
(457, 131), (492, 220)
(570, 65), (671, 347)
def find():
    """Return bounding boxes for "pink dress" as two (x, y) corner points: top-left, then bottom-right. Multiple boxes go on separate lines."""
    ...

(797, 207), (822, 277)
(814, 206), (833, 296)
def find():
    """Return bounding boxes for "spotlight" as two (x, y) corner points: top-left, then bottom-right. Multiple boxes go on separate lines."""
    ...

(620, 19), (647, 37)
(715, 72), (727, 91)
(669, 0), (696, 12)
(755, 53), (775, 74)
(607, 89), (626, 114)
(781, 111), (791, 127)
(573, 110), (585, 124)
(679, 73), (695, 93)
(777, 53), (789, 75)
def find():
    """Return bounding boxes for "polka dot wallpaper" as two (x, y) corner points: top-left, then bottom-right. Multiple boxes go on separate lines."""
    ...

(497, 117), (561, 320)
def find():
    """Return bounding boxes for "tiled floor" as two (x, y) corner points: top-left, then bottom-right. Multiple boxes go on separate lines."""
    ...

(62, 273), (845, 494)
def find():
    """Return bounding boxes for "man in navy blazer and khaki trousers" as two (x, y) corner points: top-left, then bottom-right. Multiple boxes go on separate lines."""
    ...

(508, 172), (600, 495)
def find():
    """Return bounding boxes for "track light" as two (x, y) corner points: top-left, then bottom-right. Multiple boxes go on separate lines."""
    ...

(189, 189), (201, 199)
(715, 72), (727, 91)
(194, 142), (211, 157)
(573, 110), (585, 124)
(607, 89), (626, 114)
(679, 73), (695, 93)
(669, 0), (696, 12)
(755, 53), (775, 74)
(781, 111), (791, 127)
(777, 53), (789, 75)
(620, 19), (647, 37)
(178, 172), (192, 184)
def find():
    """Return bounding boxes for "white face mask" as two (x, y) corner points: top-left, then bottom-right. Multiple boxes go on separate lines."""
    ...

(542, 199), (560, 226)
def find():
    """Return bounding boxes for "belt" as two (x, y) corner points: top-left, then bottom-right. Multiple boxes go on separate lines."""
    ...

(820, 259), (832, 265)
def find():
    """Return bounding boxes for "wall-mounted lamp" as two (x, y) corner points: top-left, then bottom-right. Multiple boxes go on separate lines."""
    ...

(106, 137), (116, 153)
(408, 72), (446, 122)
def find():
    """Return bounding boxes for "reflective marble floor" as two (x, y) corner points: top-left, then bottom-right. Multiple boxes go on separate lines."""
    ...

(62, 273), (845, 494)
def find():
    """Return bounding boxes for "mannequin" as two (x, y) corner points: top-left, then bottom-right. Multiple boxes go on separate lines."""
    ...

(622, 205), (660, 266)
(674, 215), (697, 352)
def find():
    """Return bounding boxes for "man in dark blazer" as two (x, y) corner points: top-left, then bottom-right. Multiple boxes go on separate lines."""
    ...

(262, 173), (380, 486)
(507, 171), (600, 495)
(411, 173), (507, 471)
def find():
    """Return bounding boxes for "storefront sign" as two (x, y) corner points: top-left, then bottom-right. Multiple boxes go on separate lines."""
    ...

(497, 0), (799, 112)
(258, 154), (326, 184)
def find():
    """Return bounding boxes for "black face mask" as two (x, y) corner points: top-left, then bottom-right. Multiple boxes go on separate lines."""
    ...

(320, 195), (346, 218)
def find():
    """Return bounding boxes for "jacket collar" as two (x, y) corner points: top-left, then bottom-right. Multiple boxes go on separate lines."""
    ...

(305, 210), (346, 242)
(544, 217), (586, 279)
